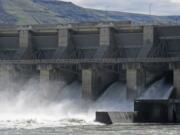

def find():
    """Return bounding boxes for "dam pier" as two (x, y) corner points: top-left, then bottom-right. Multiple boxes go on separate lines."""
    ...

(1, 21), (180, 123)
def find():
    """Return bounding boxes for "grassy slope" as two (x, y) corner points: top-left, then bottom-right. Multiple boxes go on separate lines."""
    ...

(2, 0), (66, 25)
(0, 0), (180, 25)
(0, 0), (17, 24)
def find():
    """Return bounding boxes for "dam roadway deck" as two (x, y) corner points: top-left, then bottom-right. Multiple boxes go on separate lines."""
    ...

(0, 57), (180, 65)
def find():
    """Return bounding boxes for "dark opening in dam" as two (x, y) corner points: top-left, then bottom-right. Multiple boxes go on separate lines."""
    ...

(0, 21), (180, 124)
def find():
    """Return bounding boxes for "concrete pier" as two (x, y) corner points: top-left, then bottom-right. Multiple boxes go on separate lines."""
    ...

(82, 68), (116, 101)
(37, 64), (53, 90)
(53, 27), (72, 58)
(16, 27), (32, 59)
(123, 64), (145, 100)
(138, 26), (154, 57)
(0, 65), (12, 81)
(19, 29), (31, 48)
(99, 25), (113, 46)
(169, 63), (180, 99)
(95, 24), (114, 58)
(58, 27), (71, 47)
(0, 65), (14, 88)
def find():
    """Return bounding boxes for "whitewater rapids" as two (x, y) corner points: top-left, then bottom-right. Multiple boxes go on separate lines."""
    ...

(0, 78), (97, 129)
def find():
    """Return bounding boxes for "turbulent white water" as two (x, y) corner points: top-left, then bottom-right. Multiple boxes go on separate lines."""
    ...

(0, 76), (172, 129)
(0, 78), (97, 129)
(0, 77), (137, 129)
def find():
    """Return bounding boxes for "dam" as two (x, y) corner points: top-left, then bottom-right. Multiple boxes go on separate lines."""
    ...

(0, 21), (180, 123)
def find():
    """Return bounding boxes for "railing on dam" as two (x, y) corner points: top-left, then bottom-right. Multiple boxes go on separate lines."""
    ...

(0, 57), (180, 65)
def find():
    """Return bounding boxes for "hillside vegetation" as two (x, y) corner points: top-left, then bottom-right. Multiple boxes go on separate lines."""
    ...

(0, 0), (180, 25)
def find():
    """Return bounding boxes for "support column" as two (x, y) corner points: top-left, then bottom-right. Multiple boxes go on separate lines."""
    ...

(0, 65), (11, 80)
(19, 27), (31, 48)
(169, 63), (180, 99)
(173, 69), (180, 99)
(37, 64), (53, 83)
(0, 65), (14, 88)
(58, 25), (71, 47)
(124, 64), (145, 100)
(54, 26), (72, 58)
(37, 64), (53, 93)
(126, 69), (138, 99)
(96, 23), (114, 58)
(82, 69), (93, 100)
(138, 26), (154, 57)
(99, 24), (114, 46)
(143, 26), (154, 46)
(82, 68), (116, 101)
(17, 27), (32, 59)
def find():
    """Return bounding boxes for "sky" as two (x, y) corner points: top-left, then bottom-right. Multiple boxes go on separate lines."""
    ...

(62, 0), (180, 15)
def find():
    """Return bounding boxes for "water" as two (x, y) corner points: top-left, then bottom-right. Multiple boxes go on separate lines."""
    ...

(0, 123), (180, 135)
(95, 82), (133, 112)
(0, 78), (96, 131)
(0, 77), (178, 134)
(139, 78), (173, 100)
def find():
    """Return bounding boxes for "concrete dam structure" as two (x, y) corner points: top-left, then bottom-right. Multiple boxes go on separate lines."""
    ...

(0, 21), (180, 123)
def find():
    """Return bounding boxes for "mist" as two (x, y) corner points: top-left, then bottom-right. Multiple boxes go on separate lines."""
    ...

(0, 70), (95, 128)
(0, 69), (139, 128)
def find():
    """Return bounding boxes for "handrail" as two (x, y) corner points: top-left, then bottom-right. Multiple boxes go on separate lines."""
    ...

(0, 57), (180, 65)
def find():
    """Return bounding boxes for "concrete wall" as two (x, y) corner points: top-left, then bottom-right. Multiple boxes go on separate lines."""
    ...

(32, 33), (58, 49)
(126, 69), (145, 100)
(114, 32), (143, 58)
(115, 33), (143, 46)
(72, 32), (99, 49)
(0, 35), (19, 49)
(174, 69), (180, 98)
(156, 26), (180, 57)
(156, 26), (180, 37)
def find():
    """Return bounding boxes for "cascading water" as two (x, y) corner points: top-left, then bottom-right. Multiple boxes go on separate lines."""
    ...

(0, 76), (96, 129)
(139, 78), (174, 100)
(0, 72), (173, 128)
(95, 82), (134, 112)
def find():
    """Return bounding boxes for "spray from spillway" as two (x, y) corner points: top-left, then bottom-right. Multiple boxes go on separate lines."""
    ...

(1, 73), (171, 127)
(0, 75), (96, 129)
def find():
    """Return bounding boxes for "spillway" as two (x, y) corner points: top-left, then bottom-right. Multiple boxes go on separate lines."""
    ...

(139, 78), (174, 100)
(95, 82), (133, 112)
(0, 78), (95, 127)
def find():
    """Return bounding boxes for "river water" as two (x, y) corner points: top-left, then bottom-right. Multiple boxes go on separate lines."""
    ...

(0, 121), (179, 135)
(0, 79), (178, 135)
